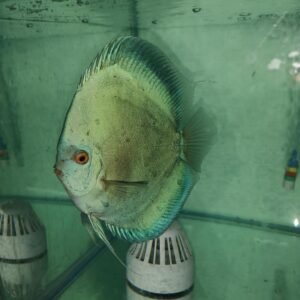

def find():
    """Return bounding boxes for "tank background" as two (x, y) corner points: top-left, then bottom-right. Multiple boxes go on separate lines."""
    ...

(0, 0), (300, 299)
(62, 219), (300, 300)
(0, 0), (130, 293)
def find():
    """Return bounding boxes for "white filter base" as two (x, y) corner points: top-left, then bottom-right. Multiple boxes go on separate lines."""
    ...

(126, 221), (194, 300)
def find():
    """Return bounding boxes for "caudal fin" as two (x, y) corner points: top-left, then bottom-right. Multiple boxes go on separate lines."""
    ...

(182, 108), (216, 172)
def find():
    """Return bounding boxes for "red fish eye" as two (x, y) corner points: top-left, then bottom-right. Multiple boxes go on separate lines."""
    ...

(73, 151), (89, 165)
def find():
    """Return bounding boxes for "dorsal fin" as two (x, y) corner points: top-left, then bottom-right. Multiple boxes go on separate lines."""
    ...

(79, 36), (187, 128)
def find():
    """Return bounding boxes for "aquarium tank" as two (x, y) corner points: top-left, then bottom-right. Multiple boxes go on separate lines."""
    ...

(1, 0), (300, 299)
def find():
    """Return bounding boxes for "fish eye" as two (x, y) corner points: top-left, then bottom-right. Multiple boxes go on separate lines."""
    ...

(73, 150), (89, 165)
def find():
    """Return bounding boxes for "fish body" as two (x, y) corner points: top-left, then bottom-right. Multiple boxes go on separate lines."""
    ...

(55, 36), (212, 243)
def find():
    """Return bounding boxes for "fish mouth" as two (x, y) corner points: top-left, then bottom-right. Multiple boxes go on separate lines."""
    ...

(53, 164), (64, 177)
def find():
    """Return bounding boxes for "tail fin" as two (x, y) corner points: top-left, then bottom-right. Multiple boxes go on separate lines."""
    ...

(182, 108), (216, 172)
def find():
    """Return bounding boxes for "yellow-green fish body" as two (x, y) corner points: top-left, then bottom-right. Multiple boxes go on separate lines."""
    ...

(55, 36), (211, 242)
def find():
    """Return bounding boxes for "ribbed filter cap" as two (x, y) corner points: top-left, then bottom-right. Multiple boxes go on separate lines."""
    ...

(0, 200), (33, 216)
(126, 220), (194, 295)
(0, 200), (46, 260)
(0, 200), (47, 300)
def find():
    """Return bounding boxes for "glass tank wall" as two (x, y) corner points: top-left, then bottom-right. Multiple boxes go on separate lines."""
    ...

(1, 0), (300, 299)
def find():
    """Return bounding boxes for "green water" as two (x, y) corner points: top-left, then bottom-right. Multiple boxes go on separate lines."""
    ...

(1, 0), (300, 299)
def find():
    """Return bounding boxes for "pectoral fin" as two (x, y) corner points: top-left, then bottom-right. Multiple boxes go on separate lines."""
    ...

(103, 179), (148, 197)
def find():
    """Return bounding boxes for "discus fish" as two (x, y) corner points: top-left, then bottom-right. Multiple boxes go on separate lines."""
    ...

(54, 36), (213, 251)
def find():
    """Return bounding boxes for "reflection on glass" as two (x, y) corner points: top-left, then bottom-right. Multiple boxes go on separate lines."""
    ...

(0, 200), (48, 300)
